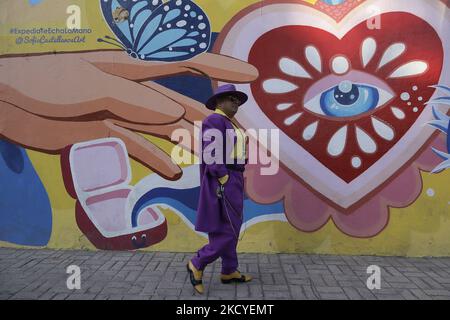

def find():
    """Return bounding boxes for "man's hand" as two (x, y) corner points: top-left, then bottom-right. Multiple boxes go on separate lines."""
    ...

(218, 174), (229, 185)
(0, 50), (258, 180)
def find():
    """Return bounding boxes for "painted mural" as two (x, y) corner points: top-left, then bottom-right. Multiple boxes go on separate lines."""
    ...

(0, 0), (449, 256)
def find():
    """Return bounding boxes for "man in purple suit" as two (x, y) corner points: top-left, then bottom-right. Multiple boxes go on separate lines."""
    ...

(187, 84), (252, 294)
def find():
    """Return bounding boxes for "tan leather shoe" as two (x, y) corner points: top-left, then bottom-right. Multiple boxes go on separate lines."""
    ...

(187, 260), (204, 294)
(220, 271), (252, 284)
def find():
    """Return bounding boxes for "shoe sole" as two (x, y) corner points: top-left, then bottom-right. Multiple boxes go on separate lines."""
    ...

(186, 263), (204, 294)
(221, 278), (251, 284)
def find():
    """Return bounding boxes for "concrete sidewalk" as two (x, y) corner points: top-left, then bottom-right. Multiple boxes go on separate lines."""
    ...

(0, 248), (449, 300)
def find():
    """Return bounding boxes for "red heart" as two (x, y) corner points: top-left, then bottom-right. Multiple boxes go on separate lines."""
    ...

(248, 12), (443, 183)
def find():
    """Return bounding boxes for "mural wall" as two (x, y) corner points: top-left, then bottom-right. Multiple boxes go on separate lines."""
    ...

(0, 0), (449, 256)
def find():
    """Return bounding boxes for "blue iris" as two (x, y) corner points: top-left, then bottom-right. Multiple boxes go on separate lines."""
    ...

(321, 0), (346, 5)
(320, 83), (380, 117)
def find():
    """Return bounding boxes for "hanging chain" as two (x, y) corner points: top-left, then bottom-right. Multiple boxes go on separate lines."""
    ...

(218, 180), (247, 242)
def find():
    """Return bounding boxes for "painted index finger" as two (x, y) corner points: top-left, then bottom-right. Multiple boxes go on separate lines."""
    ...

(84, 51), (259, 83)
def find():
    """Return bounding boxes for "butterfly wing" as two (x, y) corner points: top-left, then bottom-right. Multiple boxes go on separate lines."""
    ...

(133, 0), (212, 62)
(100, 0), (162, 50)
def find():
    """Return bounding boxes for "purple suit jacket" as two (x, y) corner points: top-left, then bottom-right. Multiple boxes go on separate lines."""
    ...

(195, 113), (247, 233)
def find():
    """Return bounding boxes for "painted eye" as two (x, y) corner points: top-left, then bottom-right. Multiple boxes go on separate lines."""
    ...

(304, 80), (394, 118)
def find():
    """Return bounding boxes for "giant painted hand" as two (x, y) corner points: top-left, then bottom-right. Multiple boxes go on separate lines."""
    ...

(0, 50), (258, 180)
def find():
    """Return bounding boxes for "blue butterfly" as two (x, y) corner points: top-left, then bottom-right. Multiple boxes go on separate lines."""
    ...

(98, 0), (212, 62)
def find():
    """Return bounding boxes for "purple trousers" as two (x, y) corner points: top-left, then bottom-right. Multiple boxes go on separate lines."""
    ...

(191, 226), (239, 274)
(192, 170), (244, 274)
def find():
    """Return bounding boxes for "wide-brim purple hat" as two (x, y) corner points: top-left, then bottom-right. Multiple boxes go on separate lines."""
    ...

(205, 84), (248, 110)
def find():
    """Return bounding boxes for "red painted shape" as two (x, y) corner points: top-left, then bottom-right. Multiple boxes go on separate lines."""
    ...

(249, 12), (443, 182)
(60, 144), (167, 251)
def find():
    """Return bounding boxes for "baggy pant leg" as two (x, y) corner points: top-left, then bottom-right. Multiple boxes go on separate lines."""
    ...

(191, 229), (237, 272)
(220, 235), (239, 274)
(192, 170), (244, 273)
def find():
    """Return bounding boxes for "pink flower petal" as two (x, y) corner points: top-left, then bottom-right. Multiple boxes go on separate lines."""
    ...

(244, 133), (447, 238)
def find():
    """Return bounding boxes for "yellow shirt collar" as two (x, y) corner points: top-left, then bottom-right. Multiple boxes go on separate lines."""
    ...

(213, 109), (246, 160)
(214, 108), (232, 120)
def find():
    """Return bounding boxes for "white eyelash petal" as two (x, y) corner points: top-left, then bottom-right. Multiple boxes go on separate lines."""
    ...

(378, 43), (406, 69)
(361, 37), (377, 68)
(305, 46), (322, 73)
(388, 61), (428, 78)
(327, 126), (347, 156)
(371, 117), (395, 141)
(263, 79), (298, 94)
(303, 121), (319, 141)
(284, 112), (303, 126)
(276, 103), (294, 111)
(279, 58), (312, 79)
(356, 127), (377, 154)
(391, 107), (406, 120)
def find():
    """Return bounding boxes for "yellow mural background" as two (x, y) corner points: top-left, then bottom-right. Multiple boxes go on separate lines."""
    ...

(0, 0), (449, 256)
